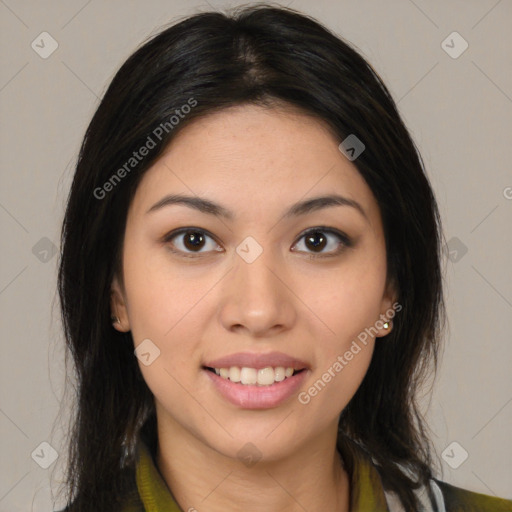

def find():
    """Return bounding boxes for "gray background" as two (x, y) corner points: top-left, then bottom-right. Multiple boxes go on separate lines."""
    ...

(0, 0), (511, 510)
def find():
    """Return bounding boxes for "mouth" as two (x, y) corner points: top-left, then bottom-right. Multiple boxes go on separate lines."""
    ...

(203, 365), (306, 386)
(201, 351), (310, 409)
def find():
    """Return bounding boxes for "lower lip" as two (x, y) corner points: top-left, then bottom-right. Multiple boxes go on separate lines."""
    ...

(203, 368), (308, 409)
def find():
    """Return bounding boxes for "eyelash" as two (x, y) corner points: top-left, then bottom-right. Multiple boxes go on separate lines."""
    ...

(162, 226), (352, 260)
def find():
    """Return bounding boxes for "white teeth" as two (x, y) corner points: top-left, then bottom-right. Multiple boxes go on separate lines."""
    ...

(212, 366), (298, 386)
(240, 367), (257, 385)
(274, 367), (285, 382)
(229, 366), (241, 382)
(257, 367), (275, 386)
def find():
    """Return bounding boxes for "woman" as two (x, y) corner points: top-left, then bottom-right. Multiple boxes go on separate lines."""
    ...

(56, 5), (511, 511)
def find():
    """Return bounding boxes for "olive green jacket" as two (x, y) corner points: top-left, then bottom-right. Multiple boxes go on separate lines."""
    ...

(114, 438), (511, 511)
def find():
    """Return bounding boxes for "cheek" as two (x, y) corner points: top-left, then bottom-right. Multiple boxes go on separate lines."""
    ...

(299, 248), (386, 400)
(296, 335), (375, 429)
(299, 298), (377, 418)
(122, 235), (209, 341)
(120, 239), (211, 410)
(307, 257), (387, 345)
(121, 232), (223, 364)
(127, 291), (207, 424)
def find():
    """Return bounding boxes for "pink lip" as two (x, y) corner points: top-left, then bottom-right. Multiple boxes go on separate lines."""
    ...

(203, 351), (309, 370)
(204, 368), (309, 409)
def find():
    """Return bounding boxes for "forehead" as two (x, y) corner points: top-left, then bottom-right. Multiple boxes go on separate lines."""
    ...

(129, 104), (380, 226)
(165, 103), (341, 176)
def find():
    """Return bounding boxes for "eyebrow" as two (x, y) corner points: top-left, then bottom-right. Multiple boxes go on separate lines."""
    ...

(146, 193), (368, 221)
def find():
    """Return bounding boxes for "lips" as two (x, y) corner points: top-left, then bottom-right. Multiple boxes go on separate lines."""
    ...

(202, 351), (310, 409)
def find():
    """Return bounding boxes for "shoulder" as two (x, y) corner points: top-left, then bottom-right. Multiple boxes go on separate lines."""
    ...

(435, 479), (512, 512)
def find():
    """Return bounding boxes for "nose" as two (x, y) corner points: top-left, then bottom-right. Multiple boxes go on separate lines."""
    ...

(218, 247), (297, 338)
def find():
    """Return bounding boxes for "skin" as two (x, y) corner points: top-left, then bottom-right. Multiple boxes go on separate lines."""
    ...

(111, 104), (396, 511)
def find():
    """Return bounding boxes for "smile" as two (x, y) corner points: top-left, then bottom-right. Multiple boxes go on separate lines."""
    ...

(206, 366), (303, 386)
(202, 351), (310, 408)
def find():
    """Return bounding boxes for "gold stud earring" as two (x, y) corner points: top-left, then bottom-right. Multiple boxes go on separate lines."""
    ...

(383, 321), (390, 329)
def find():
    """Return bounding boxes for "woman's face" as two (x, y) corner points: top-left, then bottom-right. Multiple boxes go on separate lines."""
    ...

(112, 104), (395, 461)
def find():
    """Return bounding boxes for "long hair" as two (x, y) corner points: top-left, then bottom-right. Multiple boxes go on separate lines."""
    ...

(57, 4), (445, 510)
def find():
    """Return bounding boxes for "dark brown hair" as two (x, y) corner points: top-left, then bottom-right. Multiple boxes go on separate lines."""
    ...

(56, 4), (445, 510)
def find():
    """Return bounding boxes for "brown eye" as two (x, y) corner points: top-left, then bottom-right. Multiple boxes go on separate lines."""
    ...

(304, 231), (327, 252)
(182, 231), (206, 251)
(292, 227), (351, 257)
(164, 228), (222, 257)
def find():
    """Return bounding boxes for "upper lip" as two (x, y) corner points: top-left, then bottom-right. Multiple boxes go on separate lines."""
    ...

(204, 351), (309, 370)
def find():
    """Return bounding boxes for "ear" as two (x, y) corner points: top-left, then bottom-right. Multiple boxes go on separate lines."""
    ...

(376, 277), (399, 338)
(110, 275), (130, 332)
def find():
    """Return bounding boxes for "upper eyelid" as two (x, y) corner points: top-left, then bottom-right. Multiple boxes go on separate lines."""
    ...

(163, 227), (219, 244)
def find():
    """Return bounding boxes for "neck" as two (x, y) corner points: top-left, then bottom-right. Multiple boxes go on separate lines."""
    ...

(154, 414), (350, 512)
